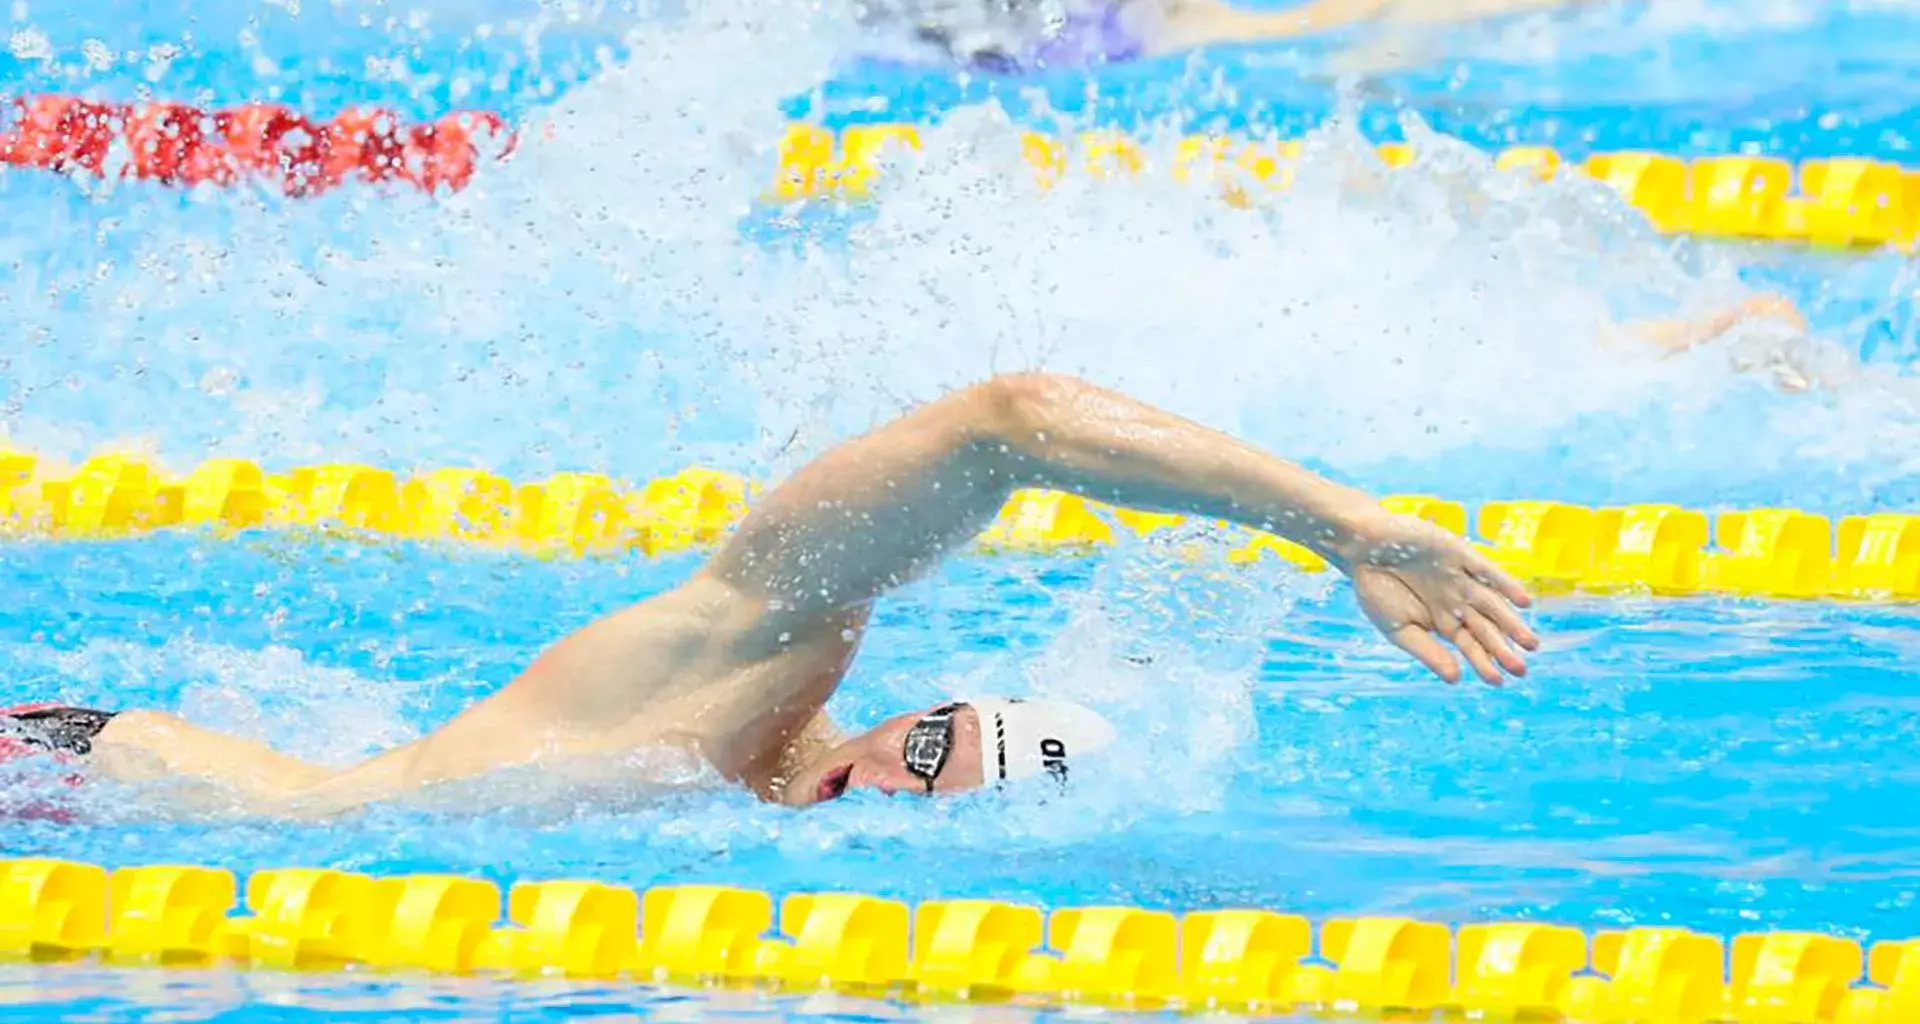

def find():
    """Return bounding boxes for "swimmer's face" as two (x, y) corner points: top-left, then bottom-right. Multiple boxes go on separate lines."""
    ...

(781, 704), (986, 807)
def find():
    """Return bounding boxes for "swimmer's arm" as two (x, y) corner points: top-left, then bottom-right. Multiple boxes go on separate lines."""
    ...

(1608, 295), (1809, 355)
(1611, 308), (1754, 354)
(1153, 0), (1393, 52)
(700, 373), (1535, 682)
(703, 373), (1371, 611)
(1154, 0), (1612, 57)
(1154, 0), (1591, 52)
(756, 712), (846, 802)
(793, 711), (847, 755)
(1274, 0), (1600, 30)
(92, 710), (417, 821)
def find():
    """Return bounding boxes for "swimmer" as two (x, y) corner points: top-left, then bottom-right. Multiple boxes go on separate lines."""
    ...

(1290, 0), (1638, 75)
(860, 0), (1331, 73)
(1244, 0), (1614, 38)
(859, 0), (1620, 74)
(3, 374), (1537, 818)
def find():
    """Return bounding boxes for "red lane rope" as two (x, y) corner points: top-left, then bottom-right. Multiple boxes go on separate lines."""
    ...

(0, 95), (516, 196)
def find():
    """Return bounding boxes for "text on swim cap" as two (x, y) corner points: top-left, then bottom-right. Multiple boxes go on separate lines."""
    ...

(1041, 737), (1067, 781)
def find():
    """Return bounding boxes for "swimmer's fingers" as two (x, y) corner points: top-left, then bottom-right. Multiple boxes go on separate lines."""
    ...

(1390, 624), (1462, 685)
(1457, 608), (1522, 683)
(1462, 549), (1533, 609)
(1465, 585), (1538, 653)
(1449, 625), (1504, 687)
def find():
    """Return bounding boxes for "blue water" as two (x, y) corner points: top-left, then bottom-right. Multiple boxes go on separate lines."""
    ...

(3, 534), (1920, 1019)
(0, 964), (1190, 1022)
(5, 531), (1920, 928)
(6, 0), (1920, 156)
(6, 0), (1920, 1018)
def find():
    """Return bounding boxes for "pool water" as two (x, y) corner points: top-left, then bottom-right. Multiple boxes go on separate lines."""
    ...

(0, 962), (1285, 1021)
(7, 0), (1920, 154)
(4, 0), (1920, 1018)
(4, 533), (1920, 1020)
(4, 530), (1920, 929)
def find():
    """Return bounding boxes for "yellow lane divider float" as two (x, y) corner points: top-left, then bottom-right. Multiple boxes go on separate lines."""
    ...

(0, 859), (1914, 1022)
(1, 449), (1918, 601)
(770, 122), (1920, 251)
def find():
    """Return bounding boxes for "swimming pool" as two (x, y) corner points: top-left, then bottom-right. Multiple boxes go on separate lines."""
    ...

(5, 0), (1920, 1019)
(6, 534), (1920, 1018)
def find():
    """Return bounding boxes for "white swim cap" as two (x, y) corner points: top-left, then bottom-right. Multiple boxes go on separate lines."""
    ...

(967, 698), (1117, 786)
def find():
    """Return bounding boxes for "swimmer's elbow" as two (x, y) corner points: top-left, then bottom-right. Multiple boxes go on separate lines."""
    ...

(969, 372), (1094, 455)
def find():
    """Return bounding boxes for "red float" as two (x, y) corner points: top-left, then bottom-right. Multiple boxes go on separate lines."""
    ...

(0, 93), (512, 196)
(124, 102), (236, 186)
(324, 106), (407, 184)
(217, 102), (331, 196)
(1, 96), (124, 175)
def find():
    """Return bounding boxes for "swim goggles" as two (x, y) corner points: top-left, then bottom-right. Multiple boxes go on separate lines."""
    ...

(901, 703), (965, 795)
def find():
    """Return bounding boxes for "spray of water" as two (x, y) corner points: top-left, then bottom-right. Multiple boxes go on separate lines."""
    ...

(4, 0), (1916, 503)
(11, 637), (419, 763)
(2, 0), (1918, 845)
(1319, 0), (1920, 77)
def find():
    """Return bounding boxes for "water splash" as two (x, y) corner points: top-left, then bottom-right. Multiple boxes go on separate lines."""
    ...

(13, 637), (419, 763)
(2, 0), (1917, 511)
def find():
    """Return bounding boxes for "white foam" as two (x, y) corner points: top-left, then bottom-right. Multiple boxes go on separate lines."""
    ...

(0, 0), (1908, 505)
(13, 638), (418, 765)
(1322, 0), (1881, 73)
(0, 26), (1901, 541)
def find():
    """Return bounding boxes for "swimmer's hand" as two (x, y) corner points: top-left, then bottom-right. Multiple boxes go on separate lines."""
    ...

(1342, 512), (1537, 686)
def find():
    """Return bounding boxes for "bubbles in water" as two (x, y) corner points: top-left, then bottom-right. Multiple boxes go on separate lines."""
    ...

(13, 637), (418, 764)
(0, 0), (1914, 884)
(0, 0), (1910, 514)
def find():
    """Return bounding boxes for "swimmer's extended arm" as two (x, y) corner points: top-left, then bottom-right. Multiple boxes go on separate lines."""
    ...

(1151, 0), (1392, 53)
(701, 373), (1537, 685)
(1615, 294), (1808, 356)
(1150, 0), (1598, 54)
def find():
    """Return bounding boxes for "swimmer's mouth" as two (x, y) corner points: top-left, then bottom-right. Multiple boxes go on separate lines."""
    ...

(817, 764), (853, 803)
